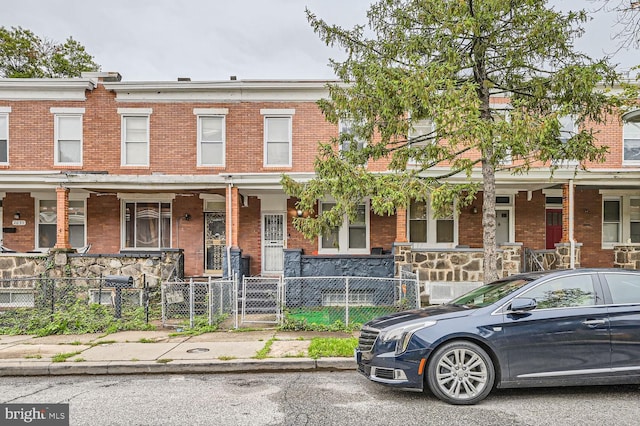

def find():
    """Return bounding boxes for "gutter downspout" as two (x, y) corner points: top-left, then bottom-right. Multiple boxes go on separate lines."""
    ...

(569, 179), (575, 269)
(226, 176), (233, 279)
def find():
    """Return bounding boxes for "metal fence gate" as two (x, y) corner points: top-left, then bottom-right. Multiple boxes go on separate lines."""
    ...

(240, 276), (283, 325)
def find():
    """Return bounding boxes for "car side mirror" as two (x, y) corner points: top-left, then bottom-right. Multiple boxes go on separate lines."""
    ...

(510, 297), (537, 313)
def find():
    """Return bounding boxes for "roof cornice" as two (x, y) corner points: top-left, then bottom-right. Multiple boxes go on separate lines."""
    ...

(0, 78), (96, 100)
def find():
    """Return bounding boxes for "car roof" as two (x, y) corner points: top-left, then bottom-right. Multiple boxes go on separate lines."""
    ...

(498, 268), (640, 283)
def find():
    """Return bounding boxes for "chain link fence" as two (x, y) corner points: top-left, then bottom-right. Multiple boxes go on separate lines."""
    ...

(282, 273), (420, 329)
(0, 275), (157, 335)
(161, 276), (237, 329)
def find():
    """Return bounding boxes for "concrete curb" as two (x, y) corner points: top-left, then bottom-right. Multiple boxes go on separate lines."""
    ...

(0, 358), (357, 377)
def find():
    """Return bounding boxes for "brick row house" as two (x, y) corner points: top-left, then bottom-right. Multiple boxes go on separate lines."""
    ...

(0, 72), (639, 287)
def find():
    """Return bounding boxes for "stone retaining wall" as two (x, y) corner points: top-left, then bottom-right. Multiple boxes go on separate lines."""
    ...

(613, 245), (640, 269)
(0, 250), (183, 287)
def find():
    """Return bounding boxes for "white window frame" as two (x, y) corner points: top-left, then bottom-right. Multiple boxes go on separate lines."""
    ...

(0, 290), (35, 308)
(623, 110), (640, 165)
(407, 198), (458, 248)
(194, 108), (227, 167)
(408, 117), (436, 165)
(0, 107), (11, 165)
(598, 190), (640, 248)
(33, 193), (87, 251)
(553, 115), (579, 166)
(120, 194), (175, 250)
(318, 200), (370, 254)
(119, 108), (152, 166)
(52, 108), (84, 166)
(261, 109), (294, 167)
(339, 118), (366, 153)
(491, 105), (512, 165)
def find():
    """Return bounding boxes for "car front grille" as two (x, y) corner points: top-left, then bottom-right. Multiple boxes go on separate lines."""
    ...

(358, 327), (379, 352)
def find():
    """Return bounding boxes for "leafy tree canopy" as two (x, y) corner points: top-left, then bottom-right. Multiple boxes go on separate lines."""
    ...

(282, 0), (638, 282)
(0, 26), (100, 78)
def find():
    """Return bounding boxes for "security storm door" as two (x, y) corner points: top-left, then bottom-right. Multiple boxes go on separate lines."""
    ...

(204, 211), (226, 275)
(262, 213), (285, 274)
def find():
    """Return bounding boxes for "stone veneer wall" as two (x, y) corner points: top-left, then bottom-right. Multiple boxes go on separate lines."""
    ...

(0, 250), (184, 287)
(394, 243), (523, 283)
(613, 245), (640, 269)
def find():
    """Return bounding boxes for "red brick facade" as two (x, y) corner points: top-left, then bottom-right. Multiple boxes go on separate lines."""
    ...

(0, 73), (638, 276)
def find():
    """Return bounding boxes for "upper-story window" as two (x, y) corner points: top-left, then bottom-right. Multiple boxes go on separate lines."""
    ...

(409, 199), (456, 247)
(408, 117), (435, 165)
(52, 108), (84, 165)
(0, 108), (9, 164)
(553, 115), (578, 166)
(261, 109), (294, 167)
(339, 118), (365, 152)
(195, 108), (227, 167)
(319, 201), (369, 254)
(623, 110), (640, 164)
(119, 108), (152, 166)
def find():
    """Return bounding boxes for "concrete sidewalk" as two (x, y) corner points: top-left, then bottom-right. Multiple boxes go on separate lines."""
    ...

(0, 330), (358, 376)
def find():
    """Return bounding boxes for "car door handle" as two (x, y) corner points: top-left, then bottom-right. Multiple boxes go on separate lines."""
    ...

(582, 319), (607, 327)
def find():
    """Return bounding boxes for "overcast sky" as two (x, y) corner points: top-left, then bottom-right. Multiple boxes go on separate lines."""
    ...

(0, 0), (637, 82)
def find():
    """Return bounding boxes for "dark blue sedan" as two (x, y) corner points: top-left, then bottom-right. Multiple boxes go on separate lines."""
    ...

(355, 268), (640, 405)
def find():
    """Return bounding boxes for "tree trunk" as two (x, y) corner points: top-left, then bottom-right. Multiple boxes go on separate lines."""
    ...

(481, 157), (499, 283)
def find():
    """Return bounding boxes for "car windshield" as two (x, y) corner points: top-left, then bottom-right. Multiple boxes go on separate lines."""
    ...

(447, 278), (533, 308)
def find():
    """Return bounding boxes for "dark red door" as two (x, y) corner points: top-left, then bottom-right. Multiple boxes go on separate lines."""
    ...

(546, 209), (562, 249)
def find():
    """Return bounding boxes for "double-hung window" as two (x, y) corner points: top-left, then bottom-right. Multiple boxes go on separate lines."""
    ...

(119, 108), (152, 166)
(262, 109), (293, 167)
(319, 201), (369, 254)
(623, 110), (640, 164)
(601, 191), (640, 247)
(409, 199), (456, 247)
(195, 108), (227, 167)
(339, 119), (365, 152)
(553, 115), (578, 166)
(37, 198), (86, 250)
(408, 117), (435, 165)
(0, 107), (10, 164)
(52, 108), (84, 165)
(124, 201), (171, 249)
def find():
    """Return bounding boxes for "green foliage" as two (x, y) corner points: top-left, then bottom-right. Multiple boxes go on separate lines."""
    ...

(51, 351), (81, 363)
(0, 26), (100, 78)
(254, 338), (275, 359)
(169, 314), (228, 336)
(308, 337), (358, 359)
(284, 0), (637, 282)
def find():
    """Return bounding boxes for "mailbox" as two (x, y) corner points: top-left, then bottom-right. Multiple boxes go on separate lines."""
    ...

(104, 275), (134, 318)
(104, 275), (133, 288)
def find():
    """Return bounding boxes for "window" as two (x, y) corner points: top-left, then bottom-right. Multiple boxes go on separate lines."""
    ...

(408, 118), (435, 164)
(0, 291), (35, 308)
(409, 199), (455, 246)
(124, 202), (171, 249)
(339, 119), (365, 152)
(195, 108), (227, 166)
(322, 290), (373, 306)
(37, 199), (86, 249)
(522, 275), (596, 309)
(55, 114), (82, 164)
(603, 198), (621, 244)
(319, 201), (369, 254)
(623, 110), (640, 164)
(262, 109), (293, 167)
(119, 108), (152, 166)
(553, 115), (578, 166)
(0, 109), (8, 164)
(603, 273), (640, 304)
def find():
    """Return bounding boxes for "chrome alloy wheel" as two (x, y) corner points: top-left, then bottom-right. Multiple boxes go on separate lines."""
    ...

(427, 341), (495, 405)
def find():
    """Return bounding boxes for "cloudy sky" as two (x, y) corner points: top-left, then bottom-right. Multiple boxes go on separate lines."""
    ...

(0, 0), (637, 82)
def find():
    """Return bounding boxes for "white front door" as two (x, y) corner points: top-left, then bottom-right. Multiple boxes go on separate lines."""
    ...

(262, 213), (285, 274)
(496, 209), (510, 245)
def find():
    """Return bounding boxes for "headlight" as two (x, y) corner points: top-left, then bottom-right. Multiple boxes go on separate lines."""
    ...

(379, 321), (437, 354)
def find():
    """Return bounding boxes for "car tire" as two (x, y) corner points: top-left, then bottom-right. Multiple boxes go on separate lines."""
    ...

(426, 340), (495, 405)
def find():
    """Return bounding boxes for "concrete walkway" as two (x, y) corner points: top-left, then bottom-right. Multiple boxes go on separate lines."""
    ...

(0, 330), (358, 376)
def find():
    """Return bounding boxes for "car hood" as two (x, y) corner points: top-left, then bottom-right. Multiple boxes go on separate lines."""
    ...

(364, 304), (473, 330)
